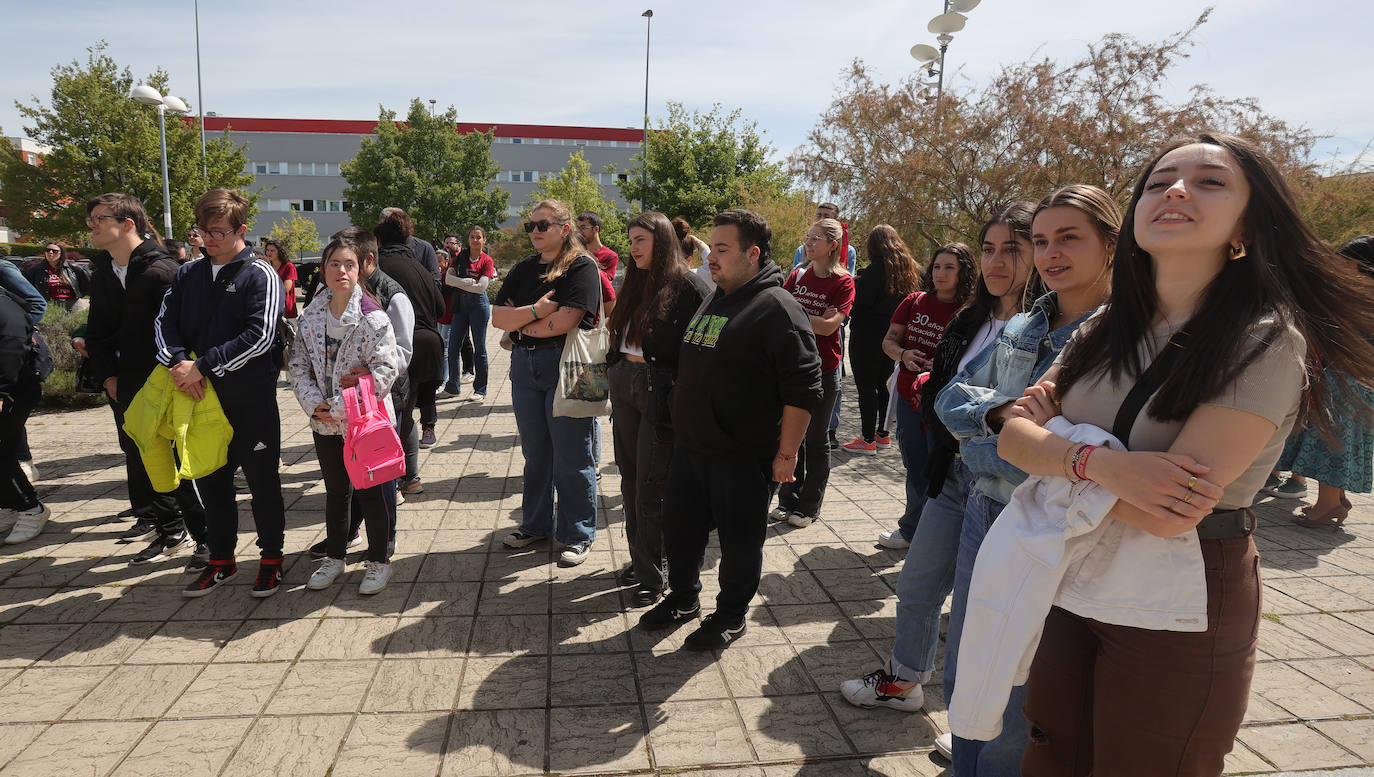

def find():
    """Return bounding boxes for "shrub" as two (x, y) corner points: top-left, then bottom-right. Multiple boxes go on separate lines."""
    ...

(0, 243), (46, 258)
(36, 304), (104, 407)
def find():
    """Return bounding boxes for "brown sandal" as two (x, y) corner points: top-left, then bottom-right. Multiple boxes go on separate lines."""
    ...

(1291, 497), (1353, 529)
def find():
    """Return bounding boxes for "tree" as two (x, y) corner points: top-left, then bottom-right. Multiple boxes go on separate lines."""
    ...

(0, 42), (254, 244)
(618, 102), (789, 228)
(266, 213), (321, 259)
(792, 12), (1371, 252)
(737, 179), (818, 272)
(341, 99), (509, 241)
(527, 151), (628, 257)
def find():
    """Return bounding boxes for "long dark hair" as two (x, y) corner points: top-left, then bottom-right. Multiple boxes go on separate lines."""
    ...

(607, 211), (688, 347)
(917, 241), (977, 305)
(1056, 132), (1374, 431)
(864, 225), (923, 297)
(967, 202), (1037, 319)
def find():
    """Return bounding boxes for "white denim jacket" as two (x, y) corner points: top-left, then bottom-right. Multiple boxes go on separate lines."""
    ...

(288, 284), (401, 436)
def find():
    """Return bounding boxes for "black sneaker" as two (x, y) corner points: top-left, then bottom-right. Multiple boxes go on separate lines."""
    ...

(502, 530), (544, 549)
(183, 543), (210, 574)
(683, 613), (747, 650)
(117, 516), (157, 544)
(617, 565), (638, 586)
(129, 533), (193, 565)
(308, 531), (362, 559)
(828, 433), (841, 452)
(632, 586), (662, 607)
(638, 598), (701, 631)
(182, 561), (238, 598)
(251, 559), (283, 598)
(420, 426), (437, 448)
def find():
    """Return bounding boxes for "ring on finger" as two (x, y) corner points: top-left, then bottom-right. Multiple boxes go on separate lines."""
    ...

(1185, 475), (1198, 490)
(1182, 490), (1196, 505)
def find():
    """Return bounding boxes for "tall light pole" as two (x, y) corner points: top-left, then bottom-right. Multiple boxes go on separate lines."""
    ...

(194, 0), (206, 180)
(131, 85), (190, 239)
(641, 9), (653, 211)
(910, 0), (980, 130)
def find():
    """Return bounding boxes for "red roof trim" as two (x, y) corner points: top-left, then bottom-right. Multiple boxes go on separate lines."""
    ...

(197, 116), (644, 142)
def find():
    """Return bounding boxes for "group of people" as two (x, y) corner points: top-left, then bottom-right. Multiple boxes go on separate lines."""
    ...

(1, 130), (1373, 776)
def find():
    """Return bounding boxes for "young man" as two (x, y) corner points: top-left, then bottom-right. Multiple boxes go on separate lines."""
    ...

(791, 203), (856, 273)
(577, 211), (620, 281)
(155, 188), (287, 598)
(85, 193), (209, 567)
(640, 209), (822, 650)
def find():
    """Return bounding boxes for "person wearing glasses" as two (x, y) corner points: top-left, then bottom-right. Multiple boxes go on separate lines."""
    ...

(491, 199), (603, 566)
(24, 241), (90, 310)
(154, 188), (287, 599)
(185, 228), (208, 262)
(576, 211), (620, 281)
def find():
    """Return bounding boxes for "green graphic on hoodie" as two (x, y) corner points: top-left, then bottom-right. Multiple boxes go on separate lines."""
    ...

(684, 313), (728, 348)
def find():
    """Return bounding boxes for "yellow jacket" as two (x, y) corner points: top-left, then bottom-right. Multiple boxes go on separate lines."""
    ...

(122, 364), (234, 492)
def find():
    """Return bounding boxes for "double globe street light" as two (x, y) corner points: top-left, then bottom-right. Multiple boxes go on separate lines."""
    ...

(910, 0), (981, 116)
(129, 84), (190, 239)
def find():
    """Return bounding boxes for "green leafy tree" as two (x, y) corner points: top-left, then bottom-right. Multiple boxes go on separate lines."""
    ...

(342, 99), (509, 241)
(266, 213), (322, 259)
(0, 42), (254, 244)
(617, 102), (789, 227)
(525, 151), (628, 257)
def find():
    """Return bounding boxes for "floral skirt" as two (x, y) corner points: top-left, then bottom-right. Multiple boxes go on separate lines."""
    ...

(1276, 373), (1373, 493)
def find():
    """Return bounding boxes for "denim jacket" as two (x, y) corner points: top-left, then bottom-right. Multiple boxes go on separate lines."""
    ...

(934, 292), (1095, 504)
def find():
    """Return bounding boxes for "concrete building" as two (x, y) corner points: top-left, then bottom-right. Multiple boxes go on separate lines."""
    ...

(0, 137), (51, 244)
(201, 117), (644, 248)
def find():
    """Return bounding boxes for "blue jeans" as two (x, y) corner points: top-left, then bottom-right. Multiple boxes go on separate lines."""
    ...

(890, 459), (968, 684)
(945, 489), (1029, 777)
(893, 400), (933, 540)
(448, 292), (490, 394)
(510, 346), (597, 546)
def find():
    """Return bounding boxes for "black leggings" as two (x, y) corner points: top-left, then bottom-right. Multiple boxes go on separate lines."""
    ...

(313, 432), (390, 562)
(849, 333), (894, 442)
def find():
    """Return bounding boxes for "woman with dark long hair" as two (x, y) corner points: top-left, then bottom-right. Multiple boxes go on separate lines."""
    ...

(262, 239), (298, 320)
(841, 225), (925, 456)
(1000, 135), (1374, 775)
(607, 212), (712, 606)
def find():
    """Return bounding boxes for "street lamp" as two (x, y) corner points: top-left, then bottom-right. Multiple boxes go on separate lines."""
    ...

(910, 0), (980, 124)
(130, 84), (190, 239)
(640, 9), (653, 211)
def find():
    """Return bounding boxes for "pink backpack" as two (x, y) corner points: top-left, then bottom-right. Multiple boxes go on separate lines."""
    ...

(342, 373), (406, 489)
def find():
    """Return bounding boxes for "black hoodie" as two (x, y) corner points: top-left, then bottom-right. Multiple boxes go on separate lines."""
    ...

(86, 239), (181, 399)
(671, 261), (822, 459)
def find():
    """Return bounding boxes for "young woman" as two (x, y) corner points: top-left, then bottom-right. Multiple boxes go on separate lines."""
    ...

(842, 225), (925, 457)
(288, 234), (403, 595)
(672, 217), (713, 287)
(262, 239), (298, 321)
(491, 199), (603, 566)
(871, 242), (975, 547)
(444, 227), (496, 403)
(769, 218), (854, 528)
(1000, 137), (1374, 776)
(25, 242), (90, 310)
(607, 212), (712, 607)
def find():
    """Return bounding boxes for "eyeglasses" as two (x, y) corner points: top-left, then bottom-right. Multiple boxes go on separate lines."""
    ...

(44, 248), (61, 254)
(195, 225), (238, 240)
(86, 214), (124, 227)
(523, 220), (561, 234)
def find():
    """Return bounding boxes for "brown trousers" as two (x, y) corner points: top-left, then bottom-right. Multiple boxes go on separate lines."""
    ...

(1021, 534), (1260, 777)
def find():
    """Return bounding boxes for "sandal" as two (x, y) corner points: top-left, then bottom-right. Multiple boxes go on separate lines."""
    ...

(1291, 496), (1353, 529)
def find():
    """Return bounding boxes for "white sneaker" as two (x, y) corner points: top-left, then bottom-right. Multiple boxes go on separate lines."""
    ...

(787, 513), (814, 528)
(4, 505), (50, 545)
(934, 732), (953, 759)
(559, 542), (591, 566)
(460, 372), (475, 384)
(768, 506), (790, 522)
(358, 561), (392, 595)
(19, 460), (37, 483)
(840, 668), (924, 712)
(877, 530), (911, 549)
(469, 392), (485, 403)
(307, 557), (346, 590)
(0, 508), (18, 533)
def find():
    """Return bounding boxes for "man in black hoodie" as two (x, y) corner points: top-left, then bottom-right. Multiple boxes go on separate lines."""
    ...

(639, 209), (822, 650)
(84, 194), (208, 567)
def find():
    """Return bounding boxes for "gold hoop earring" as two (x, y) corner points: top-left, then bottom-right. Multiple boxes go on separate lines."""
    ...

(1229, 242), (1247, 261)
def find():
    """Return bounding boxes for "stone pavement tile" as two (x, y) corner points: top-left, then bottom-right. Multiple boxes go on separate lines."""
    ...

(0, 665), (111, 722)
(91, 582), (190, 622)
(550, 653), (636, 705)
(11, 585), (120, 624)
(636, 648), (730, 703)
(267, 659), (379, 714)
(0, 722), (46, 769)
(416, 552), (487, 582)
(1249, 661), (1367, 718)
(670, 768), (765, 777)
(763, 762), (871, 777)
(299, 615), (399, 660)
(168, 662), (291, 717)
(0, 623), (79, 667)
(324, 580), (414, 618)
(441, 708), (547, 777)
(468, 614), (549, 655)
(1261, 584), (1322, 616)
(43, 621), (159, 666)
(550, 578), (623, 613)
(457, 655), (547, 710)
(214, 618), (319, 663)
(794, 543), (881, 571)
(404, 581), (481, 618)
(331, 712), (446, 777)
(864, 754), (953, 776)
(1223, 740), (1276, 774)
(363, 657), (464, 712)
(1321, 549), (1374, 576)
(4, 557), (100, 589)
(550, 552), (618, 582)
(812, 568), (895, 602)
(826, 689), (942, 754)
(1258, 618), (1345, 660)
(4, 720), (148, 777)
(175, 588), (264, 621)
(0, 586), (47, 623)
(1270, 576), (1371, 613)
(842, 599), (898, 641)
(737, 694), (853, 760)
(797, 642), (885, 694)
(718, 645), (813, 697)
(548, 704), (650, 773)
(1291, 657), (1374, 710)
(769, 603), (863, 645)
(1244, 689), (1297, 725)
(1320, 574), (1374, 607)
(385, 616), (474, 659)
(125, 619), (238, 664)
(551, 611), (631, 654)
(220, 714), (353, 777)
(1236, 723), (1361, 771)
(1313, 718), (1374, 762)
(109, 717), (253, 777)
(760, 543), (802, 572)
(479, 577), (550, 615)
(757, 570), (830, 606)
(647, 699), (754, 767)
(64, 663), (201, 720)
(429, 526), (498, 549)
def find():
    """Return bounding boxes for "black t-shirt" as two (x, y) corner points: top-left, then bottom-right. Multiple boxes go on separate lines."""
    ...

(494, 253), (602, 345)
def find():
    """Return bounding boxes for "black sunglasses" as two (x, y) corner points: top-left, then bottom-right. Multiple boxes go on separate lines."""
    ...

(522, 219), (560, 234)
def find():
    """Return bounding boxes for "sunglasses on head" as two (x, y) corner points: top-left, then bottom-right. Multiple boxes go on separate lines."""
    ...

(523, 219), (561, 234)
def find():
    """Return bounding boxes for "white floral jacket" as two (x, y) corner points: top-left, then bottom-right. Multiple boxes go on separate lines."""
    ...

(288, 283), (401, 436)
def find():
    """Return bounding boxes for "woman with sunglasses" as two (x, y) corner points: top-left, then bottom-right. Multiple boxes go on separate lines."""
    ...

(491, 199), (604, 566)
(24, 242), (90, 310)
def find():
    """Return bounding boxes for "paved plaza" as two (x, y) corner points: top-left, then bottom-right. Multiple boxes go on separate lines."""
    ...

(0, 338), (1372, 776)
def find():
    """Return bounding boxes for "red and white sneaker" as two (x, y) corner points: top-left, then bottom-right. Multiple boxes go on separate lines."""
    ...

(840, 667), (924, 712)
(841, 438), (877, 455)
(874, 432), (893, 449)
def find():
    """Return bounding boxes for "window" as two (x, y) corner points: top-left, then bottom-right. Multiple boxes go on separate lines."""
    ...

(511, 137), (522, 144)
(523, 171), (535, 182)
(255, 163), (268, 175)
(342, 201), (351, 211)
(329, 201), (341, 212)
(289, 200), (302, 212)
(314, 200), (326, 212)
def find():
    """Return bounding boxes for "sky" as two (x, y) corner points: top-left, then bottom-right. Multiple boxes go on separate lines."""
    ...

(4, 0), (1371, 172)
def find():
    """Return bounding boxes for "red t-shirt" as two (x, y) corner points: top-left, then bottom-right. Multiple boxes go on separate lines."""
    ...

(277, 261), (298, 318)
(462, 252), (497, 280)
(45, 270), (75, 301)
(593, 246), (619, 279)
(784, 267), (855, 373)
(891, 291), (962, 409)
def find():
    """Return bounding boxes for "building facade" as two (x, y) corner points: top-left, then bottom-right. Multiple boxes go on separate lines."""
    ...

(202, 117), (643, 249)
(0, 137), (51, 244)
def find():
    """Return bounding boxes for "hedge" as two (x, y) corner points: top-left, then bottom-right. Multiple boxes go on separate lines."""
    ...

(0, 243), (46, 258)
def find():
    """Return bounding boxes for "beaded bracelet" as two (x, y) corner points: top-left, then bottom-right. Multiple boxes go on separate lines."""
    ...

(1070, 444), (1098, 481)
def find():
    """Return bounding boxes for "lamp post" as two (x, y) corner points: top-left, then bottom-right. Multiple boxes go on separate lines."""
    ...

(641, 9), (653, 211)
(194, 0), (206, 180)
(910, 0), (980, 129)
(130, 85), (190, 239)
